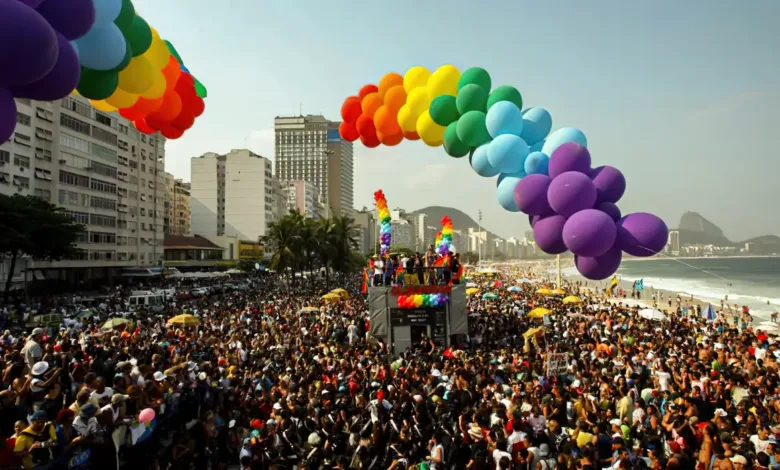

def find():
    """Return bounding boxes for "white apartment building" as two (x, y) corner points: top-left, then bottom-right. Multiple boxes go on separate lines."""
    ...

(190, 149), (277, 241)
(282, 180), (321, 218)
(163, 172), (191, 235)
(391, 219), (413, 250)
(0, 95), (166, 286)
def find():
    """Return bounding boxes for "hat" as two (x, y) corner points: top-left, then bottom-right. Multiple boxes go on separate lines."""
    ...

(273, 403), (283, 410)
(30, 410), (48, 422)
(571, 379), (581, 388)
(250, 419), (262, 429)
(229, 420), (236, 429)
(32, 328), (44, 337)
(32, 361), (49, 376)
(468, 424), (483, 441)
(714, 408), (727, 418)
(198, 372), (207, 381)
(609, 419), (622, 426)
(153, 371), (165, 382)
(729, 455), (747, 465)
(187, 361), (198, 372)
(538, 443), (550, 457)
(80, 404), (98, 418)
(111, 394), (130, 405)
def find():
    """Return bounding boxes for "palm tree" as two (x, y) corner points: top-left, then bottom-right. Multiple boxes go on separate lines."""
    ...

(329, 216), (360, 273)
(260, 213), (301, 288)
(316, 218), (337, 290)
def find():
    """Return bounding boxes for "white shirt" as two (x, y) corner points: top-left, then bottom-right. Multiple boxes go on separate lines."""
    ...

(374, 261), (384, 275)
(493, 449), (512, 469)
(655, 371), (671, 391)
(22, 339), (42, 367)
(73, 416), (97, 436)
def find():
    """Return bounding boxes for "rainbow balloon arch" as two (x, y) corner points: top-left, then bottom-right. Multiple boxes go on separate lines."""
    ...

(340, 65), (668, 280)
(1, 0), (207, 144)
(374, 189), (391, 257)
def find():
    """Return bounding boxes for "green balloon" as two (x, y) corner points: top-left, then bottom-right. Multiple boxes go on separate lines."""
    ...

(456, 84), (488, 115)
(111, 42), (133, 73)
(456, 111), (491, 148)
(125, 16), (152, 57)
(443, 122), (470, 158)
(487, 85), (523, 111)
(193, 77), (207, 98)
(458, 67), (491, 92)
(429, 95), (460, 127)
(164, 40), (183, 65)
(77, 67), (119, 100)
(114, 0), (136, 31)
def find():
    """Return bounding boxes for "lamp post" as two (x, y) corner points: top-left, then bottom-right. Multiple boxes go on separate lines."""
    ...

(477, 210), (482, 266)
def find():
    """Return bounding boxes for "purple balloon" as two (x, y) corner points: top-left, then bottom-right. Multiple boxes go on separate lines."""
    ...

(533, 215), (567, 255)
(0, 1), (58, 87)
(597, 202), (622, 222)
(514, 174), (553, 216)
(616, 212), (669, 257)
(590, 166), (626, 203)
(16, 0), (46, 8)
(562, 209), (617, 257)
(548, 142), (591, 179)
(575, 244), (622, 280)
(547, 171), (597, 218)
(0, 88), (17, 143)
(36, 0), (96, 41)
(528, 214), (543, 228)
(11, 33), (80, 101)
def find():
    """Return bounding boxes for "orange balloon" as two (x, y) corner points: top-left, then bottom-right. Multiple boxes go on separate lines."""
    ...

(374, 106), (401, 136)
(377, 129), (403, 146)
(162, 56), (181, 90)
(131, 96), (164, 117)
(403, 130), (420, 141)
(378, 73), (403, 99)
(360, 92), (383, 119)
(153, 92), (183, 122)
(358, 84), (378, 100)
(384, 85), (407, 113)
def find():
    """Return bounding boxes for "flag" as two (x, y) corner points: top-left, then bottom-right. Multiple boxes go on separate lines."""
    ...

(635, 279), (644, 291)
(610, 276), (618, 287)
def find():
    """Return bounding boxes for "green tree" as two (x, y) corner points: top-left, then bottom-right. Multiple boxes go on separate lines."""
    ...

(259, 212), (301, 287)
(329, 216), (360, 273)
(0, 195), (85, 300)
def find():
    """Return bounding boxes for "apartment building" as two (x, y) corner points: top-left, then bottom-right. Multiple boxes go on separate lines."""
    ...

(163, 172), (191, 234)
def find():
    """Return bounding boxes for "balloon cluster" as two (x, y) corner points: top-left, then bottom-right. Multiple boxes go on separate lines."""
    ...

(374, 189), (391, 257)
(436, 216), (453, 256)
(397, 294), (449, 309)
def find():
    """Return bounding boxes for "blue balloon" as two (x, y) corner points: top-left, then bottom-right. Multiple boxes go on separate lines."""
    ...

(530, 139), (545, 153)
(485, 101), (523, 138)
(469, 144), (500, 177)
(92, 0), (122, 25)
(181, 64), (190, 73)
(74, 24), (127, 71)
(497, 169), (526, 187)
(521, 107), (552, 145)
(496, 175), (523, 212)
(487, 134), (529, 174)
(541, 127), (587, 157)
(524, 151), (549, 175)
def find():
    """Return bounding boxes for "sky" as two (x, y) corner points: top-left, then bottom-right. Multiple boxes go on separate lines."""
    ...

(135, 0), (780, 241)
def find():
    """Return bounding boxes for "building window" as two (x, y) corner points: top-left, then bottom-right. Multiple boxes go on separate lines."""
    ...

(59, 170), (90, 188)
(90, 161), (116, 179)
(91, 143), (117, 162)
(13, 155), (30, 169)
(118, 139), (129, 150)
(0, 172), (8, 185)
(94, 112), (114, 128)
(12, 175), (30, 188)
(60, 133), (90, 153)
(0, 150), (9, 164)
(89, 178), (117, 194)
(61, 97), (92, 118)
(35, 128), (53, 141)
(14, 133), (31, 147)
(90, 195), (117, 211)
(118, 124), (129, 135)
(34, 188), (51, 200)
(89, 214), (117, 228)
(91, 126), (117, 146)
(34, 169), (52, 181)
(16, 113), (31, 126)
(60, 113), (91, 136)
(89, 232), (116, 244)
(34, 147), (52, 161)
(60, 153), (90, 170)
(59, 189), (84, 206)
(35, 107), (54, 122)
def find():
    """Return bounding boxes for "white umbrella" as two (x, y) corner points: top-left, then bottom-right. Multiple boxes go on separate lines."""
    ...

(466, 282), (478, 288)
(639, 308), (667, 321)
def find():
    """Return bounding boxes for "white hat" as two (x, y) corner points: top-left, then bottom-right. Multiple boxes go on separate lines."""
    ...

(571, 379), (582, 388)
(431, 369), (442, 377)
(198, 372), (207, 381)
(273, 403), (283, 410)
(714, 408), (728, 418)
(229, 420), (236, 429)
(32, 361), (49, 376)
(153, 371), (165, 382)
(609, 419), (622, 426)
(31, 328), (44, 337)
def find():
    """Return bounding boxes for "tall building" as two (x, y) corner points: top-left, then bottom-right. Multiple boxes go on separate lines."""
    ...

(190, 149), (276, 241)
(274, 115), (354, 218)
(281, 180), (321, 218)
(353, 209), (376, 255)
(0, 95), (166, 284)
(667, 230), (680, 255)
(163, 172), (191, 234)
(414, 213), (428, 252)
(391, 220), (413, 249)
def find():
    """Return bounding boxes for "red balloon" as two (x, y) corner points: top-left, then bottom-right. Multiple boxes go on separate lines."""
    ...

(130, 96), (164, 118)
(378, 129), (403, 146)
(162, 56), (181, 90)
(403, 130), (420, 141)
(358, 84), (378, 100)
(171, 110), (195, 130)
(339, 121), (359, 142)
(341, 96), (362, 124)
(360, 134), (380, 148)
(189, 97), (205, 117)
(160, 125), (184, 139)
(150, 92), (182, 122)
(355, 114), (376, 139)
(144, 114), (167, 130)
(120, 107), (144, 122)
(134, 119), (156, 134)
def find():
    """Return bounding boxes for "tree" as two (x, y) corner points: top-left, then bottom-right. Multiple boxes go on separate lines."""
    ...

(0, 195), (85, 300)
(259, 212), (301, 287)
(329, 216), (360, 273)
(462, 251), (480, 265)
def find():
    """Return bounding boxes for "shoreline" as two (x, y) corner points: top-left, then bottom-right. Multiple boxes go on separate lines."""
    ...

(622, 255), (780, 262)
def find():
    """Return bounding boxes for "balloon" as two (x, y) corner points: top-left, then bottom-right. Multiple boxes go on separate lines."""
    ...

(0, 1), (58, 86)
(90, 100), (118, 112)
(497, 170), (526, 187)
(92, 0), (122, 24)
(140, 72), (166, 99)
(77, 67), (119, 100)
(455, 83), (488, 115)
(590, 166), (626, 204)
(530, 140), (544, 153)
(17, 0), (45, 7)
(356, 114), (376, 139)
(149, 91), (182, 121)
(36, 0), (96, 41)
(374, 106), (401, 136)
(416, 111), (445, 147)
(487, 85), (522, 111)
(533, 215), (568, 255)
(377, 129), (403, 146)
(615, 213), (669, 257)
(360, 92), (382, 119)
(427, 65), (460, 101)
(75, 24), (127, 71)
(456, 111), (490, 148)
(548, 142), (591, 179)
(524, 151), (549, 175)
(547, 171), (597, 218)
(429, 95), (459, 127)
(139, 408), (155, 423)
(114, 0), (135, 31)
(596, 202), (622, 222)
(384, 86), (406, 112)
(170, 109), (195, 130)
(339, 121), (359, 142)
(160, 125), (184, 139)
(443, 122), (470, 158)
(520, 107), (552, 145)
(496, 175), (523, 212)
(10, 33), (80, 101)
(562, 209), (617, 257)
(487, 134), (530, 174)
(110, 41), (132, 72)
(123, 16), (153, 57)
(403, 130), (419, 141)
(161, 55), (181, 87)
(514, 174), (553, 216)
(360, 134), (380, 148)
(403, 66), (430, 92)
(358, 84), (378, 99)
(458, 67), (491, 92)
(164, 40), (182, 64)
(406, 87), (430, 116)
(0, 88), (17, 143)
(485, 101), (523, 138)
(193, 77), (207, 98)
(143, 30), (171, 69)
(542, 127), (587, 157)
(118, 55), (155, 93)
(529, 214), (543, 228)
(397, 105), (416, 133)
(575, 244), (622, 280)
(378, 73), (403, 98)
(105, 87), (138, 108)
(469, 144), (500, 178)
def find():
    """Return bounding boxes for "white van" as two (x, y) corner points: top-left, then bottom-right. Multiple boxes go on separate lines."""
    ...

(128, 291), (165, 313)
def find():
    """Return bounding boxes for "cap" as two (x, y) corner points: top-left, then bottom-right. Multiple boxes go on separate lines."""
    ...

(111, 394), (130, 405)
(730, 455), (747, 465)
(32, 328), (44, 337)
(30, 410), (48, 422)
(80, 404), (98, 418)
(273, 403), (283, 410)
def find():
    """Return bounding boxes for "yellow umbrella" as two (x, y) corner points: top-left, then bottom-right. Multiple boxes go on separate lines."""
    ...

(167, 314), (201, 327)
(562, 295), (583, 305)
(523, 327), (543, 338)
(322, 293), (341, 303)
(466, 287), (480, 296)
(330, 288), (350, 299)
(536, 288), (553, 295)
(551, 288), (566, 295)
(528, 307), (551, 319)
(299, 306), (320, 313)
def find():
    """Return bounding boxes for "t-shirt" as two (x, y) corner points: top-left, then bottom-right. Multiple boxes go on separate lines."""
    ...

(493, 449), (512, 469)
(656, 371), (672, 391)
(374, 261), (384, 275)
(22, 340), (42, 368)
(14, 424), (57, 470)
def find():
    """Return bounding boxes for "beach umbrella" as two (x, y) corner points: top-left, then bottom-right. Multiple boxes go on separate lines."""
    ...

(466, 288), (480, 296)
(702, 304), (717, 321)
(493, 280), (504, 287)
(551, 288), (566, 296)
(466, 282), (478, 288)
(536, 288), (553, 295)
(299, 306), (320, 314)
(167, 314), (202, 327)
(102, 318), (131, 330)
(562, 295), (583, 305)
(528, 307), (551, 319)
(507, 286), (521, 293)
(330, 288), (350, 299)
(322, 293), (341, 303)
(482, 293), (499, 300)
(638, 308), (667, 322)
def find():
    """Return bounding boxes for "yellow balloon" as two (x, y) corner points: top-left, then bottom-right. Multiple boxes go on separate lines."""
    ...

(140, 71), (166, 100)
(118, 55), (155, 94)
(406, 87), (430, 117)
(144, 29), (171, 70)
(427, 64), (460, 101)
(105, 87), (139, 109)
(403, 66), (431, 93)
(89, 100), (118, 112)
(397, 105), (417, 133)
(416, 111), (445, 147)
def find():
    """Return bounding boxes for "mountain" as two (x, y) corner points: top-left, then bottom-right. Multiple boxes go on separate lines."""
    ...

(676, 212), (779, 251)
(410, 206), (503, 241)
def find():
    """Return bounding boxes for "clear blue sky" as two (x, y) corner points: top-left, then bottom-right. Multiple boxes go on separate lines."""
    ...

(136, 0), (780, 241)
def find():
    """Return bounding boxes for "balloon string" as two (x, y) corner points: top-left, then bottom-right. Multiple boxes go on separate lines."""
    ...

(635, 244), (733, 285)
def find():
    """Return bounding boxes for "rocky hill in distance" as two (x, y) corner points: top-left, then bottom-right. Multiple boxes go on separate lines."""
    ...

(676, 211), (780, 248)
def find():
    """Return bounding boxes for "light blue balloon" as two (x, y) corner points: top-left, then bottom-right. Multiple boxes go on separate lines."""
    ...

(521, 107), (552, 145)
(524, 151), (549, 175)
(496, 175), (523, 212)
(541, 127), (587, 157)
(497, 169), (526, 187)
(93, 0), (122, 25)
(530, 139), (545, 153)
(75, 24), (127, 71)
(487, 134), (530, 174)
(485, 101), (523, 139)
(469, 144), (500, 177)
(181, 64), (190, 73)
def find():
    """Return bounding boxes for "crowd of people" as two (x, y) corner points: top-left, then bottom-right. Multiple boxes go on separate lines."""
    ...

(366, 246), (463, 287)
(0, 263), (777, 470)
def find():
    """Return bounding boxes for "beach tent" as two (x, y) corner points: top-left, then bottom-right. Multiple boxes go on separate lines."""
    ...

(528, 307), (551, 319)
(507, 286), (521, 293)
(482, 293), (499, 300)
(466, 288), (480, 296)
(562, 296), (584, 305)
(536, 288), (553, 295)
(702, 304), (717, 321)
(639, 308), (667, 322)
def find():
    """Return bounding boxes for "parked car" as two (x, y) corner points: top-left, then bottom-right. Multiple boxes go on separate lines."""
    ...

(190, 287), (209, 297)
(25, 313), (65, 330)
